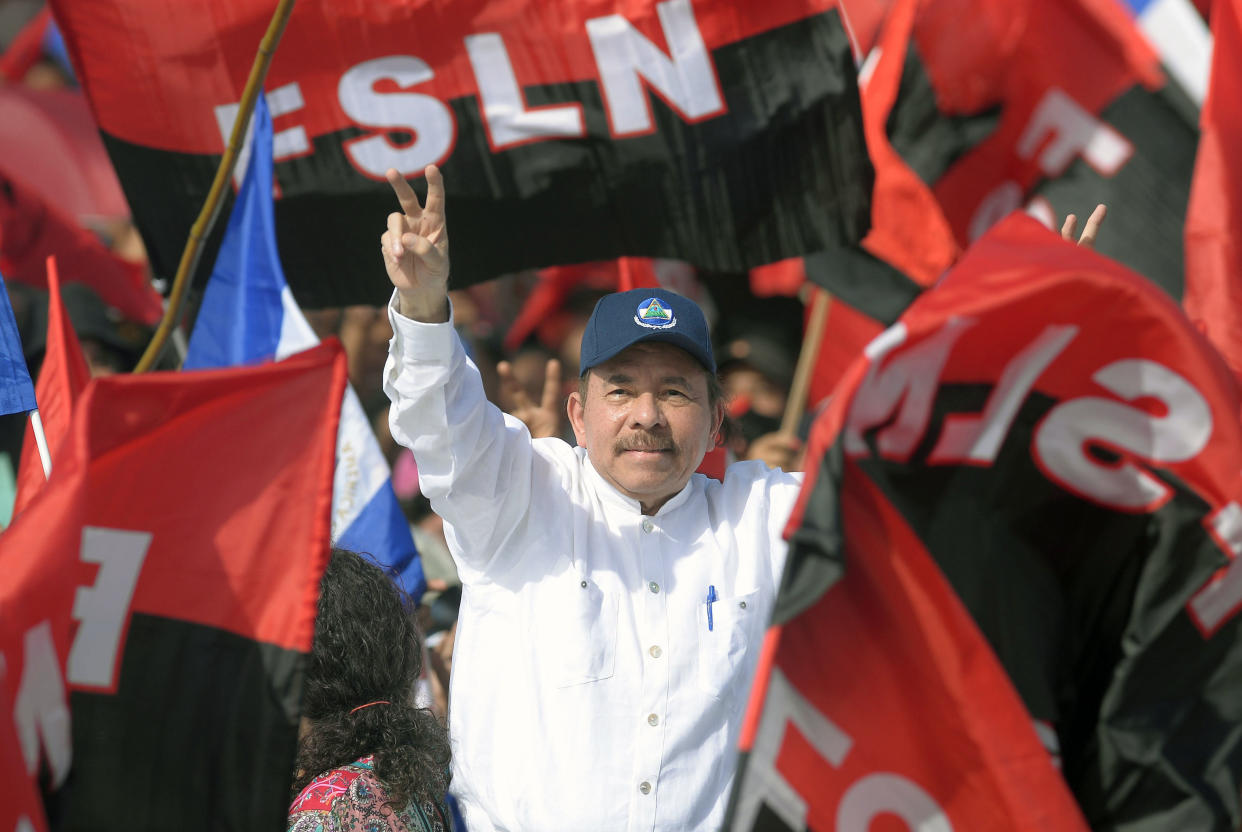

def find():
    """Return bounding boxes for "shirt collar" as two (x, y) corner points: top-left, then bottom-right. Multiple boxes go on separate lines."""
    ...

(579, 450), (698, 518)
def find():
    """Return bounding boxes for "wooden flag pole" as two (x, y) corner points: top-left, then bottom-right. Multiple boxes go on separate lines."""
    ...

(779, 287), (832, 435)
(133, 0), (298, 373)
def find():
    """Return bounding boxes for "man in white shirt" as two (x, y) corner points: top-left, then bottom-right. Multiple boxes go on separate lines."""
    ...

(380, 164), (803, 831)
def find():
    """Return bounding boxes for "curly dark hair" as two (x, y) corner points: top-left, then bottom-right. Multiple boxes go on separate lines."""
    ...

(291, 549), (451, 808)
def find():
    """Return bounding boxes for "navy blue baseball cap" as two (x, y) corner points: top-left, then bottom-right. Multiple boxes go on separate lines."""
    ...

(579, 288), (716, 375)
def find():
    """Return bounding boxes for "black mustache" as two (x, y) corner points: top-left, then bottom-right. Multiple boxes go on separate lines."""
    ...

(616, 435), (676, 453)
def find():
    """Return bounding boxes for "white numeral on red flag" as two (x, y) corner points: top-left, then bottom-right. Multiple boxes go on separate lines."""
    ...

(731, 669), (953, 831)
(587, 0), (725, 137)
(68, 527), (152, 689)
(12, 620), (72, 787)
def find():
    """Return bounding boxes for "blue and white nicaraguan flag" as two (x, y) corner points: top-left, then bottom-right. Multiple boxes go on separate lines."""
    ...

(185, 95), (424, 597)
(1119, 0), (1212, 105)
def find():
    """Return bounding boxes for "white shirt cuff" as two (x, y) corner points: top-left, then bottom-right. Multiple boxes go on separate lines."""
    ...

(387, 288), (457, 360)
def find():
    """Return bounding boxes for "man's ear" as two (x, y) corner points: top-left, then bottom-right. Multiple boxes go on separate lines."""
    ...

(711, 399), (726, 446)
(567, 389), (588, 447)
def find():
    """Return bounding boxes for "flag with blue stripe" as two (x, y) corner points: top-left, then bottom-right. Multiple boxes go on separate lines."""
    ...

(185, 95), (423, 598)
(0, 271), (37, 416)
(1117, 0), (1211, 104)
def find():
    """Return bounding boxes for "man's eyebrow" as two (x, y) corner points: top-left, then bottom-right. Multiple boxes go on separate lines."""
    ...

(602, 373), (693, 386)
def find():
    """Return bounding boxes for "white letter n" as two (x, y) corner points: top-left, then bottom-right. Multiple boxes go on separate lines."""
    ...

(586, 0), (726, 137)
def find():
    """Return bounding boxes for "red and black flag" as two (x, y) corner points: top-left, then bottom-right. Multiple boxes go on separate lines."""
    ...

(752, 0), (961, 410)
(0, 341), (345, 829)
(731, 215), (1242, 829)
(857, 0), (1197, 298)
(49, 0), (873, 307)
(790, 0), (1199, 338)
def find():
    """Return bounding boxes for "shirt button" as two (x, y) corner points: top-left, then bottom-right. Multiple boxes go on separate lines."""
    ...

(580, 580), (588, 589)
(641, 519), (654, 533)
(649, 645), (662, 658)
(648, 581), (660, 594)
(647, 713), (659, 727)
(639, 781), (652, 795)
(739, 600), (747, 609)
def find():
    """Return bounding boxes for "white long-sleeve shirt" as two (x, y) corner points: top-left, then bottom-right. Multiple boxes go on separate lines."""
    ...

(384, 295), (803, 832)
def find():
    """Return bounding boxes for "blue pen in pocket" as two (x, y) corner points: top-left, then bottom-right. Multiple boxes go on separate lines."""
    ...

(707, 585), (717, 632)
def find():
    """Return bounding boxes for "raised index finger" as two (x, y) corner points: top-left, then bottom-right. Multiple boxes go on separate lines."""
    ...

(386, 168), (423, 218)
(1078, 203), (1107, 248)
(540, 358), (562, 414)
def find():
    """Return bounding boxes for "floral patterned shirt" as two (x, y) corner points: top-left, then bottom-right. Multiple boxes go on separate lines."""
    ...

(288, 756), (447, 832)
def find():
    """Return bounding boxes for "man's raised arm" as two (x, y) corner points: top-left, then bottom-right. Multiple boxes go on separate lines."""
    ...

(381, 165), (562, 582)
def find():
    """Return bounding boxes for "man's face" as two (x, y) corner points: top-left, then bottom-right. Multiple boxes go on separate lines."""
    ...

(568, 342), (723, 514)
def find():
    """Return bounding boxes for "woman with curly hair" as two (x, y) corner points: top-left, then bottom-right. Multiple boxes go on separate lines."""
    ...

(288, 548), (452, 831)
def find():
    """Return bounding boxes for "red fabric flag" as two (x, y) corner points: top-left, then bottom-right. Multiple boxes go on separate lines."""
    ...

(0, 172), (162, 325)
(748, 258), (805, 298)
(909, 0), (1166, 243)
(1183, 0), (1242, 380)
(504, 258), (663, 352)
(0, 84), (133, 221)
(12, 256), (90, 518)
(0, 341), (345, 829)
(854, 0), (958, 287)
(0, 7), (52, 82)
(731, 458), (1089, 830)
(835, 0), (1194, 301)
(0, 677), (48, 832)
(806, 295), (884, 410)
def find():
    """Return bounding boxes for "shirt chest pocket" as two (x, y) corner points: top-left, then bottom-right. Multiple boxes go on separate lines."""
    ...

(696, 588), (759, 700)
(540, 575), (619, 688)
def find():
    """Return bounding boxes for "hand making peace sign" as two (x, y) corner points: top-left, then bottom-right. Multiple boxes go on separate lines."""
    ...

(382, 164), (451, 321)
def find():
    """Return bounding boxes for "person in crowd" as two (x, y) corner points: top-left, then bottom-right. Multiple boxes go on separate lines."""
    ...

(717, 322), (804, 470)
(495, 347), (564, 440)
(22, 281), (148, 378)
(288, 548), (452, 832)
(379, 164), (803, 831)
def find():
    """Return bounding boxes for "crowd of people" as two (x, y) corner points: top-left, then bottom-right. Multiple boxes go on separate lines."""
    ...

(2, 4), (1168, 829)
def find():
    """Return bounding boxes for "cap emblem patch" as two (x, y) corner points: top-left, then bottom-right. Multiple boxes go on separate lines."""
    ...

(634, 297), (676, 330)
